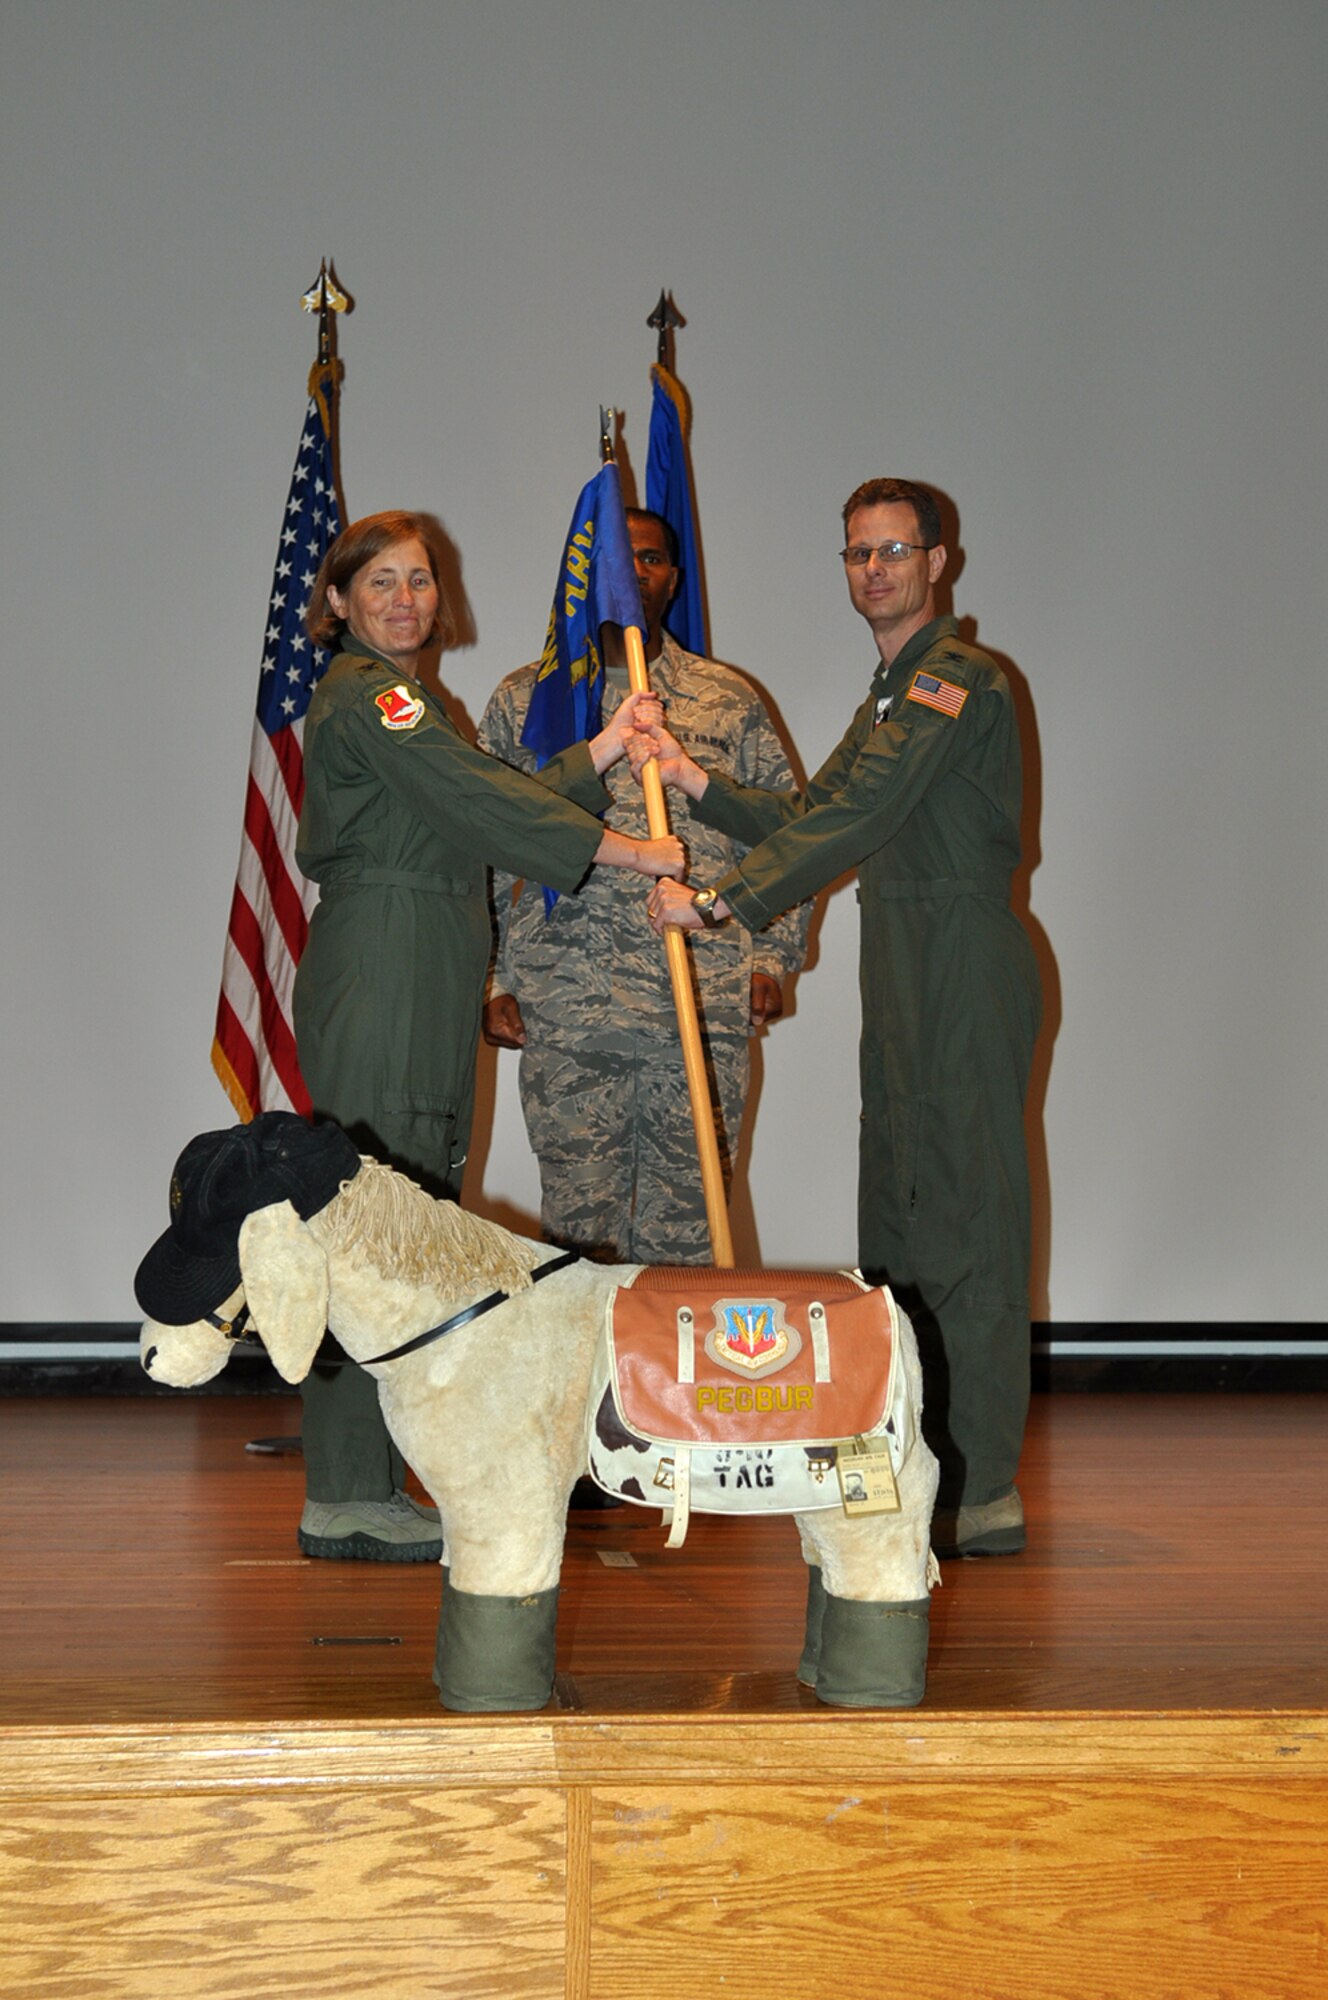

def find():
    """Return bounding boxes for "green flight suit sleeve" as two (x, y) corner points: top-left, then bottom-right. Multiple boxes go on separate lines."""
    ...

(693, 694), (875, 849)
(717, 683), (812, 982)
(703, 678), (999, 931)
(340, 672), (607, 893)
(475, 667), (615, 999)
(533, 737), (611, 814)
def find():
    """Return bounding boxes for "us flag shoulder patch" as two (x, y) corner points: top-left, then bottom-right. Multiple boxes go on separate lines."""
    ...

(907, 671), (968, 719)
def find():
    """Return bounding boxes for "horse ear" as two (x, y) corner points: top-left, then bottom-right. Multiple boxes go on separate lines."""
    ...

(239, 1201), (329, 1383)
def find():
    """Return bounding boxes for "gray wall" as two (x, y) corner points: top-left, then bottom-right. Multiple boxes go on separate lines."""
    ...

(3, 1), (1324, 1324)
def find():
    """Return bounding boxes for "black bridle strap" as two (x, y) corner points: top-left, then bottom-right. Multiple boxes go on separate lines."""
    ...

(206, 1304), (253, 1339)
(357, 1250), (580, 1367)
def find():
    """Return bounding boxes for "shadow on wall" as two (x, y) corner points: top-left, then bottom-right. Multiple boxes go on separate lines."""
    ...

(934, 485), (1059, 1322)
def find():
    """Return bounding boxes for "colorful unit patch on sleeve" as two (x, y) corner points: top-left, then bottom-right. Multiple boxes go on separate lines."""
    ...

(906, 671), (968, 719)
(374, 684), (426, 731)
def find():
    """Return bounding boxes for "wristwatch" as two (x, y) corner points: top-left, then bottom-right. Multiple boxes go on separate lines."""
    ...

(691, 886), (725, 928)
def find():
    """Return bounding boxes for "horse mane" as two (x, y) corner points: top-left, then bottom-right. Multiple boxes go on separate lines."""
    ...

(310, 1159), (541, 1298)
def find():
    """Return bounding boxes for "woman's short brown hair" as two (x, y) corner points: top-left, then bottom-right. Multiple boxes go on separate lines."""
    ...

(306, 511), (457, 650)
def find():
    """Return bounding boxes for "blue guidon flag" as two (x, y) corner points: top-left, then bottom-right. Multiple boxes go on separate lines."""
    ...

(522, 460), (644, 909)
(646, 362), (708, 657)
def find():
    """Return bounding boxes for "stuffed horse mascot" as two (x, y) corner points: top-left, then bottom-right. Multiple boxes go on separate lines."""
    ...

(137, 1113), (939, 1713)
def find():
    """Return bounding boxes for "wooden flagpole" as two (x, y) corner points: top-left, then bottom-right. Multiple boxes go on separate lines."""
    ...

(600, 407), (735, 1267)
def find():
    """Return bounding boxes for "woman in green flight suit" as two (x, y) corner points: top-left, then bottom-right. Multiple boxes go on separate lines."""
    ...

(293, 511), (680, 1559)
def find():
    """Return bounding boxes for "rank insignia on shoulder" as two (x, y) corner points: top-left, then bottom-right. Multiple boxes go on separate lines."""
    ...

(906, 671), (968, 719)
(374, 685), (426, 731)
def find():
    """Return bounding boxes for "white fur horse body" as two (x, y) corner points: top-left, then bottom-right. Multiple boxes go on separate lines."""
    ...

(361, 1255), (628, 1597)
(140, 1157), (939, 1702)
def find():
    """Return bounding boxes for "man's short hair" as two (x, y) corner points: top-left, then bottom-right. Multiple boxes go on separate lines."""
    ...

(841, 479), (943, 551)
(626, 506), (679, 567)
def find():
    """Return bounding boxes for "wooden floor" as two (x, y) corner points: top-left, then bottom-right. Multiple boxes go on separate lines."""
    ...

(2, 1390), (1326, 1998)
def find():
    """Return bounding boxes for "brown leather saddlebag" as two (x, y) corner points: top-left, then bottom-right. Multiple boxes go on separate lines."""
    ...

(585, 1269), (915, 1546)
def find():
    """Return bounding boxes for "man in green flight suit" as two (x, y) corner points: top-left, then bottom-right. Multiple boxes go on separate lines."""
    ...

(644, 479), (1042, 1556)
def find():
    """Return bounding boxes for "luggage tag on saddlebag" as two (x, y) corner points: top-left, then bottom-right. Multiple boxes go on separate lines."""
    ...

(837, 1434), (901, 1516)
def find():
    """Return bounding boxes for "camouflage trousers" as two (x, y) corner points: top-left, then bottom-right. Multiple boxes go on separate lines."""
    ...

(518, 1033), (749, 1265)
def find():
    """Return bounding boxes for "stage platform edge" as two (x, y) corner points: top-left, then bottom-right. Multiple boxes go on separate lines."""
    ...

(3, 1701), (1326, 1999)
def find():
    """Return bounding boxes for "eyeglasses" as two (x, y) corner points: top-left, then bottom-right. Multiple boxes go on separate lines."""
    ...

(840, 541), (934, 567)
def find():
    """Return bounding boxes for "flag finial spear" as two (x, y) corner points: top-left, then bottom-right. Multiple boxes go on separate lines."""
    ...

(301, 260), (352, 365)
(647, 288), (684, 369)
(599, 404), (617, 465)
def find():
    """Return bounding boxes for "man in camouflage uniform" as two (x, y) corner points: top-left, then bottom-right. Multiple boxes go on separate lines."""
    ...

(479, 509), (808, 1264)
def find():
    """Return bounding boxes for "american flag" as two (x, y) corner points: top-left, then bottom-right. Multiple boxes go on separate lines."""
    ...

(906, 670), (968, 720)
(211, 363), (344, 1120)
